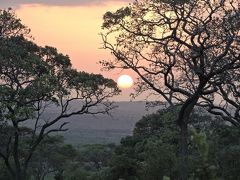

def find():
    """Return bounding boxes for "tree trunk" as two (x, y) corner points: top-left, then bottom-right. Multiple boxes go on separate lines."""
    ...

(179, 120), (189, 180)
(13, 126), (24, 180)
(177, 95), (200, 180)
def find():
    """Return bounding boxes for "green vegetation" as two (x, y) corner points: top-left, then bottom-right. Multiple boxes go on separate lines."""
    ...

(1, 107), (239, 180)
(105, 107), (240, 180)
(101, 0), (240, 179)
(0, 0), (240, 179)
(0, 8), (119, 180)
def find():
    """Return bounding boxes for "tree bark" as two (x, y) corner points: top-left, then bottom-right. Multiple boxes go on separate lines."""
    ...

(179, 120), (189, 180)
(178, 95), (200, 180)
(13, 126), (23, 180)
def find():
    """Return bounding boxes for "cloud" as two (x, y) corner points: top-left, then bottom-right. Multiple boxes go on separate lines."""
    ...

(0, 0), (131, 8)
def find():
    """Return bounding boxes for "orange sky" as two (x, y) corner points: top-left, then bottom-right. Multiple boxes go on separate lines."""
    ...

(16, 3), (124, 74)
(13, 2), (142, 101)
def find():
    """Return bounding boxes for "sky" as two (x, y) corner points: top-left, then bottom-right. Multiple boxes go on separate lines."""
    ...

(0, 0), (142, 101)
(0, 0), (131, 7)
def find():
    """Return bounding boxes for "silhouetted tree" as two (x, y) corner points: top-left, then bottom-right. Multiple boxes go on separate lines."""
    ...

(101, 0), (240, 179)
(109, 107), (240, 180)
(0, 8), (119, 180)
(28, 136), (77, 180)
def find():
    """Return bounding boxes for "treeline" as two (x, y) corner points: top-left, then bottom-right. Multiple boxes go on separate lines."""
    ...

(1, 107), (239, 180)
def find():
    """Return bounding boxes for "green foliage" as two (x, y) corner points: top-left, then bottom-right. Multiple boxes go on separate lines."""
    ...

(102, 7), (131, 28)
(62, 144), (115, 180)
(209, 126), (240, 180)
(0, 8), (30, 38)
(3, 134), (116, 180)
(1, 108), (238, 180)
(140, 139), (177, 180)
(191, 128), (209, 161)
(107, 107), (240, 180)
(78, 144), (115, 171)
(108, 107), (181, 180)
(0, 160), (11, 180)
(0, 8), (119, 180)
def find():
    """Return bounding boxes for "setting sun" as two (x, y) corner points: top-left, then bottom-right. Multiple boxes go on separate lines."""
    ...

(0, 1), (239, 179)
(117, 75), (134, 89)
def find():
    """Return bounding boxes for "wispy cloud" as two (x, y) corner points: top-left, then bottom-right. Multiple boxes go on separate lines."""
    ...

(0, 0), (131, 8)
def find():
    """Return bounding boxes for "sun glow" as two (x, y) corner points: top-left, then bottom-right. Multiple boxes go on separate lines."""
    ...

(117, 75), (134, 89)
(16, 2), (129, 74)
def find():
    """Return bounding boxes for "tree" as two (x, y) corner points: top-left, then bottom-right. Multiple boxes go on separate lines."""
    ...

(78, 144), (116, 171)
(63, 144), (116, 180)
(109, 107), (180, 180)
(209, 125), (240, 180)
(0, 9), (119, 180)
(108, 107), (240, 180)
(28, 135), (77, 180)
(101, 0), (240, 179)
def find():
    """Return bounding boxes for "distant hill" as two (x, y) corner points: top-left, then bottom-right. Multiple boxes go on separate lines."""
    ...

(54, 101), (160, 146)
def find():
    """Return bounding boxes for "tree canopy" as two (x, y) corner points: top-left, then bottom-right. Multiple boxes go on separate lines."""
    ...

(107, 107), (240, 180)
(0, 8), (119, 180)
(101, 1), (239, 178)
(101, 0), (240, 126)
